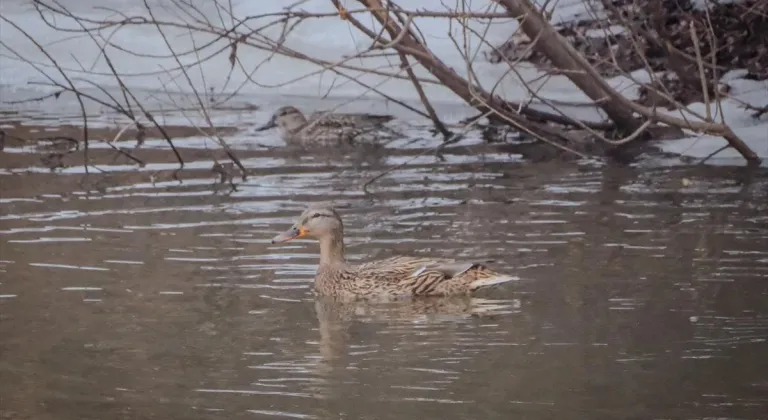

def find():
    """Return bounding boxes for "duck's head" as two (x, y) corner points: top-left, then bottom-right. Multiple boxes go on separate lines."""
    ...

(271, 205), (343, 244)
(255, 106), (308, 133)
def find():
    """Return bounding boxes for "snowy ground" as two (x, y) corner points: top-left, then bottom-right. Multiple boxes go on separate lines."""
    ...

(1, 0), (765, 164)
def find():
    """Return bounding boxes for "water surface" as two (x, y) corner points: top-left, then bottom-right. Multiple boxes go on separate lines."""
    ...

(1, 105), (767, 420)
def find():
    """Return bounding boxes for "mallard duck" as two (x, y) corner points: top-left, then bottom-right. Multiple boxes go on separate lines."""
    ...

(270, 205), (518, 298)
(254, 106), (394, 146)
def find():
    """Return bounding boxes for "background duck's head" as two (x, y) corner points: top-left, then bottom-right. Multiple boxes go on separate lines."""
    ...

(255, 106), (308, 135)
(271, 205), (343, 244)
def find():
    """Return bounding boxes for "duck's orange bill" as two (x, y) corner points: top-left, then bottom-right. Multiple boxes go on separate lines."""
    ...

(270, 226), (307, 244)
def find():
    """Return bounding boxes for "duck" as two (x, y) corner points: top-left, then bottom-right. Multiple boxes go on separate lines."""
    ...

(254, 106), (394, 146)
(270, 205), (518, 299)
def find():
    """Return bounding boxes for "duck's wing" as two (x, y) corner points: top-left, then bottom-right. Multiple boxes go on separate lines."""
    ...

(353, 257), (462, 294)
(411, 261), (476, 278)
(355, 256), (517, 295)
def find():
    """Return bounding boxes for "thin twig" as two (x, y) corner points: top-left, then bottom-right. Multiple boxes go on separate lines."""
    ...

(690, 21), (711, 121)
(0, 14), (91, 174)
(398, 52), (452, 138)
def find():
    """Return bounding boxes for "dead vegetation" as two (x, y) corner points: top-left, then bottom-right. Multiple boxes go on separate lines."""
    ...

(491, 0), (768, 106)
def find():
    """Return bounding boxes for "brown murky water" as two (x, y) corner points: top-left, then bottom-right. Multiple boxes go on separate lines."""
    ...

(1, 102), (767, 420)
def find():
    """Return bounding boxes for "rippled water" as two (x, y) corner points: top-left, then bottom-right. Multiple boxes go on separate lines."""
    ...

(1, 102), (767, 420)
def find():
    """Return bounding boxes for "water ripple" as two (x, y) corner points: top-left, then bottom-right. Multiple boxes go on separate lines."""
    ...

(1, 112), (767, 420)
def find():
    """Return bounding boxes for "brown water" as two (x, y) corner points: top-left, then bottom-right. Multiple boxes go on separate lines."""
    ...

(1, 105), (768, 420)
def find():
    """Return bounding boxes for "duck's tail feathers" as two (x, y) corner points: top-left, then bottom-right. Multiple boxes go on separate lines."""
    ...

(469, 275), (519, 291)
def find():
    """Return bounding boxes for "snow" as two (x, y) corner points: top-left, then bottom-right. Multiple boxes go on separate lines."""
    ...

(0, 0), (766, 163)
(656, 74), (768, 161)
(690, 0), (742, 10)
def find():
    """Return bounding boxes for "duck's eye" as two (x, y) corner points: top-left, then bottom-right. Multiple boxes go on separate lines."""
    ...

(311, 213), (323, 219)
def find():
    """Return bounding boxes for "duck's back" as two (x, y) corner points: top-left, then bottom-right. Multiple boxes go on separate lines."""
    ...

(299, 118), (364, 146)
(309, 112), (394, 127)
(297, 113), (393, 146)
(355, 255), (445, 276)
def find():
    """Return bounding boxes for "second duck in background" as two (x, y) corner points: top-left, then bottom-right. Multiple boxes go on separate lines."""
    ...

(254, 106), (395, 147)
